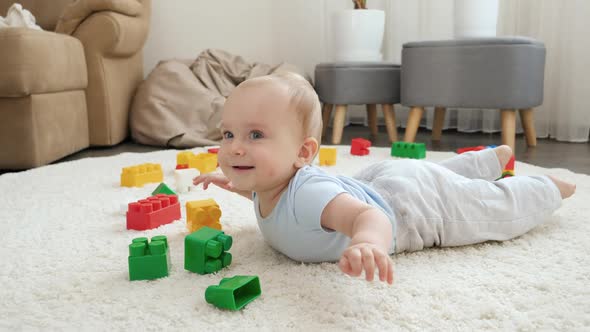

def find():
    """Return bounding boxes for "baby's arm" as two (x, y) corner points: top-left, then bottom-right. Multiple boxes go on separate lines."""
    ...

(193, 173), (253, 200)
(321, 194), (394, 284)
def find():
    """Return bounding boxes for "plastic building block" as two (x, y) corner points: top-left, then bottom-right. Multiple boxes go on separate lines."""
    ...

(174, 168), (200, 193)
(457, 145), (516, 178)
(391, 142), (426, 159)
(205, 276), (261, 310)
(128, 235), (171, 281)
(186, 199), (222, 233)
(185, 226), (232, 275)
(319, 147), (337, 166)
(207, 147), (219, 154)
(120, 163), (164, 187)
(126, 194), (181, 230)
(501, 155), (515, 178)
(350, 138), (371, 156)
(176, 151), (217, 174)
(456, 145), (486, 154)
(152, 182), (176, 196)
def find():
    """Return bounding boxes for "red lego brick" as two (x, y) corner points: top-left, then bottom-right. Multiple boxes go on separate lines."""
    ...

(350, 138), (371, 156)
(207, 147), (219, 154)
(456, 146), (486, 154)
(127, 194), (181, 231)
(504, 155), (515, 171)
(176, 164), (189, 170)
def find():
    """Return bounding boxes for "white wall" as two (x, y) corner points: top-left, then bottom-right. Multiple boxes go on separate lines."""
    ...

(142, 0), (455, 123)
(143, 0), (276, 77)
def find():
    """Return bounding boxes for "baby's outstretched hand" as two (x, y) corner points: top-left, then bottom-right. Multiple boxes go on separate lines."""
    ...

(339, 243), (394, 284)
(193, 173), (233, 191)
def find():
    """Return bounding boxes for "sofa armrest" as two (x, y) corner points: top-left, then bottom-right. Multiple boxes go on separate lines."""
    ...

(72, 8), (150, 57)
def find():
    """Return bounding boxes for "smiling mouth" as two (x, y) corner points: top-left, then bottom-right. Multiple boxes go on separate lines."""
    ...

(233, 166), (254, 170)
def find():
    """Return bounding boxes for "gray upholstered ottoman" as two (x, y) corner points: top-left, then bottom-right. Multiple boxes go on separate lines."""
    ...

(315, 62), (401, 144)
(401, 37), (546, 151)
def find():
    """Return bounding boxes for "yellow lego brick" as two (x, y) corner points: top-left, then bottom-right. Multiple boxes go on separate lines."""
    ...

(176, 151), (194, 167)
(120, 163), (164, 187)
(319, 147), (337, 166)
(176, 151), (217, 174)
(192, 153), (217, 174)
(186, 199), (222, 233)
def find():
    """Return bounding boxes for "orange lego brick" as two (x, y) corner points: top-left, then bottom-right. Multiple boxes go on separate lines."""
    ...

(186, 199), (222, 233)
(121, 163), (164, 187)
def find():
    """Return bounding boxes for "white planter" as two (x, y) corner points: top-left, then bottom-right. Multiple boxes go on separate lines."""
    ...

(332, 9), (385, 62)
(454, 0), (499, 38)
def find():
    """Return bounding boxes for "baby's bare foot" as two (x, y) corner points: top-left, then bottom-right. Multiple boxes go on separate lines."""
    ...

(548, 175), (576, 199)
(494, 145), (513, 169)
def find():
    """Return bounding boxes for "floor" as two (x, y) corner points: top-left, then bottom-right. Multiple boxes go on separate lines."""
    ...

(53, 126), (590, 175)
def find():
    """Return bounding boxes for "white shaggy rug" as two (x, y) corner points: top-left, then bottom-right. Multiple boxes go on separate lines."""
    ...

(1, 146), (589, 331)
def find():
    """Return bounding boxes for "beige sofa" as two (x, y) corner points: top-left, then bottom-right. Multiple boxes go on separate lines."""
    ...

(0, 0), (151, 169)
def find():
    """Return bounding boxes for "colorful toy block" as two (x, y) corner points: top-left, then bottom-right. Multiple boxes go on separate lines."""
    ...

(174, 168), (200, 193)
(205, 276), (261, 310)
(319, 147), (337, 166)
(186, 199), (222, 233)
(456, 145), (486, 154)
(185, 226), (232, 275)
(176, 151), (217, 174)
(207, 147), (219, 154)
(391, 142), (426, 159)
(120, 163), (163, 187)
(350, 138), (371, 156)
(457, 145), (516, 178)
(152, 182), (176, 196)
(126, 194), (181, 230)
(501, 155), (515, 178)
(128, 235), (171, 281)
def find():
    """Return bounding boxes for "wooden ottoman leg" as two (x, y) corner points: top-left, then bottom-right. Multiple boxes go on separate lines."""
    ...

(321, 103), (333, 138)
(382, 104), (398, 142)
(501, 109), (517, 152)
(366, 104), (378, 136)
(332, 104), (347, 145)
(432, 107), (446, 141)
(519, 108), (537, 147)
(404, 106), (424, 143)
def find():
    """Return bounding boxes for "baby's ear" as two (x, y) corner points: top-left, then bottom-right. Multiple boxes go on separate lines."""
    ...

(295, 137), (319, 168)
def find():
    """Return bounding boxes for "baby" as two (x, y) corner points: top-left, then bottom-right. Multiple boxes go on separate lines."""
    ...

(193, 72), (575, 285)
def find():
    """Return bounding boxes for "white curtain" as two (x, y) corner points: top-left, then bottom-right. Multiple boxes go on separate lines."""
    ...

(270, 0), (590, 142)
(498, 0), (590, 142)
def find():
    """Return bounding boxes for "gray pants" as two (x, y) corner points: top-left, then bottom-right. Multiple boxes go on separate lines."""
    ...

(354, 149), (562, 253)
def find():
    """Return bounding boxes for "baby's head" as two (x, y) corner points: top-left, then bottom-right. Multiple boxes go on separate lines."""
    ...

(243, 72), (322, 141)
(218, 72), (322, 192)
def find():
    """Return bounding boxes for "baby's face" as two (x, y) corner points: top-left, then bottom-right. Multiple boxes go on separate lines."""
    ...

(218, 82), (305, 193)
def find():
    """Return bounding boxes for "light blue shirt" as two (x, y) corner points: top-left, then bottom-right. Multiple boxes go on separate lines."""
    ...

(253, 165), (396, 263)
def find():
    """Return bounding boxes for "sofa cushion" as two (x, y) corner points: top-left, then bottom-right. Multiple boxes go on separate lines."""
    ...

(0, 28), (87, 97)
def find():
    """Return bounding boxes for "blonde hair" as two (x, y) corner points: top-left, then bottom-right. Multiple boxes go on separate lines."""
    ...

(240, 72), (323, 143)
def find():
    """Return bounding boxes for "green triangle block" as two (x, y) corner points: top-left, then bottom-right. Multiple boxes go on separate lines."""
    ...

(152, 182), (176, 196)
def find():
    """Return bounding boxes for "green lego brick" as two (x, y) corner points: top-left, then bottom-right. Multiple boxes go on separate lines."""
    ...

(128, 235), (171, 281)
(152, 182), (176, 196)
(205, 276), (261, 310)
(185, 226), (232, 275)
(390, 142), (426, 159)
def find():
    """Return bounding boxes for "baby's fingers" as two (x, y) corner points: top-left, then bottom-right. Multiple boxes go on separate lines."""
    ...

(375, 251), (390, 283)
(338, 256), (352, 275)
(361, 247), (376, 282)
(345, 248), (363, 277)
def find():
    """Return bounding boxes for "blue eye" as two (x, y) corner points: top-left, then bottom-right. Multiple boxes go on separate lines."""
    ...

(222, 131), (234, 139)
(249, 131), (264, 139)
